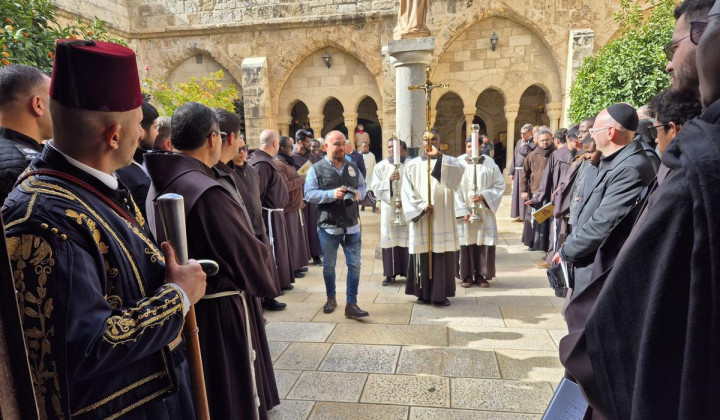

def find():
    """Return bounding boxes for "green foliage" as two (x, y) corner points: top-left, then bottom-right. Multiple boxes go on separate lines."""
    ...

(569, 0), (675, 122)
(143, 70), (240, 116)
(1, 0), (124, 73)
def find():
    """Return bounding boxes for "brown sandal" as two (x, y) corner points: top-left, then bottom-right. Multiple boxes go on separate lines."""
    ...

(461, 280), (473, 288)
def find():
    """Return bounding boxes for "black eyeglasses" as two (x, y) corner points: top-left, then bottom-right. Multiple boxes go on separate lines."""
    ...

(664, 21), (708, 60)
(238, 146), (248, 152)
(647, 123), (671, 139)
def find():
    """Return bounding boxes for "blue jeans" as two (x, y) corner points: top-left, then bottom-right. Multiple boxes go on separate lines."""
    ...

(318, 229), (361, 303)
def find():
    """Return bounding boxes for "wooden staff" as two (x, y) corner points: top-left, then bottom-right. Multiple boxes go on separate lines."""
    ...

(408, 66), (449, 280)
(157, 194), (217, 420)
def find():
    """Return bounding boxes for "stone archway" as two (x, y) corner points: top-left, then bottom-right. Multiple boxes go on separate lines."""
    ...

(516, 85), (550, 135)
(434, 91), (465, 156)
(357, 96), (382, 159)
(322, 98), (346, 138)
(277, 47), (382, 142)
(167, 54), (241, 94)
(475, 89), (508, 146)
(289, 100), (310, 138)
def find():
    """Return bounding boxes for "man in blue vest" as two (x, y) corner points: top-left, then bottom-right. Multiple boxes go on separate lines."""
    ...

(304, 130), (369, 318)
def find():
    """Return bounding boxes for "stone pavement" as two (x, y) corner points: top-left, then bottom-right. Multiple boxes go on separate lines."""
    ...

(266, 194), (565, 420)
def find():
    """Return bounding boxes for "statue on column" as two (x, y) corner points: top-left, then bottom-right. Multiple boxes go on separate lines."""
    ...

(393, 0), (431, 40)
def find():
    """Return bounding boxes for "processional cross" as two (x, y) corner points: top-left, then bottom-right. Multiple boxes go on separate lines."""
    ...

(407, 66), (448, 280)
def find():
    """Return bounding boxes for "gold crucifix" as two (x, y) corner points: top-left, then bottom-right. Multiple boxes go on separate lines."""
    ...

(407, 66), (448, 282)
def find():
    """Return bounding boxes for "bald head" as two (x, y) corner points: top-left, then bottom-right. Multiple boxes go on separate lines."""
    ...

(259, 129), (280, 156)
(591, 109), (634, 156)
(325, 130), (347, 163)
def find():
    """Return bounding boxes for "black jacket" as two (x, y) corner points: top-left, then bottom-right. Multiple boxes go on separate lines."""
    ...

(0, 127), (43, 204)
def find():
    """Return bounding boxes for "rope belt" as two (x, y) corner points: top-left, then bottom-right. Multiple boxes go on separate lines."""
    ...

(201, 291), (240, 300)
(298, 208), (305, 228)
(514, 167), (523, 170)
(263, 207), (284, 261)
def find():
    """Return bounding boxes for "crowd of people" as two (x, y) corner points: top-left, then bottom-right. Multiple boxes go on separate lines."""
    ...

(1, 0), (719, 416)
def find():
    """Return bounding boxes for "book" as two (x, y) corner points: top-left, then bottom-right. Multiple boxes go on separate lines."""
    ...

(297, 160), (312, 176)
(542, 378), (588, 420)
(532, 202), (554, 224)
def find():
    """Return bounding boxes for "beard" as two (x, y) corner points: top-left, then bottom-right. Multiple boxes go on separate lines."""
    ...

(332, 151), (345, 163)
(670, 53), (701, 102)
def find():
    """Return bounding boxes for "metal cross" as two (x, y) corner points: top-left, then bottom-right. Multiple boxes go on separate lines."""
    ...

(408, 66), (449, 139)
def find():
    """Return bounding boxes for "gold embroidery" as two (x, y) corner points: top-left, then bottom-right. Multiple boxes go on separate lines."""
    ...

(106, 295), (123, 311)
(130, 196), (146, 228)
(71, 372), (167, 417)
(6, 234), (64, 420)
(144, 247), (162, 263)
(103, 285), (183, 345)
(5, 193), (39, 229)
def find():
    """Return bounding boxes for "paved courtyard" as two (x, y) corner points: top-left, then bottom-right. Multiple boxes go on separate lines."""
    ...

(266, 192), (565, 419)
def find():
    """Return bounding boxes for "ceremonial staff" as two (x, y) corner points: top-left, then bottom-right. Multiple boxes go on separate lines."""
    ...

(408, 66), (448, 280)
(157, 194), (219, 420)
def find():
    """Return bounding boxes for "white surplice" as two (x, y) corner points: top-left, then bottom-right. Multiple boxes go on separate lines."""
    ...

(455, 155), (505, 246)
(402, 154), (465, 254)
(369, 158), (409, 249)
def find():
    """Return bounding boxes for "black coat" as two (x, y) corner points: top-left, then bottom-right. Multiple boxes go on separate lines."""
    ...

(0, 127), (43, 203)
(561, 99), (720, 419)
(559, 140), (655, 294)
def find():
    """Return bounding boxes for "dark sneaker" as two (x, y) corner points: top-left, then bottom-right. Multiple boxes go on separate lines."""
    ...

(382, 276), (396, 286)
(294, 271), (305, 278)
(416, 298), (430, 305)
(313, 256), (322, 266)
(433, 298), (451, 306)
(281, 284), (294, 291)
(262, 298), (287, 311)
(323, 298), (337, 314)
(345, 303), (369, 318)
(299, 266), (309, 272)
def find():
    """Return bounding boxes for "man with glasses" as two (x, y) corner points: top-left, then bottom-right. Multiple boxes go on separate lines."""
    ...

(552, 103), (655, 297)
(275, 136), (312, 280)
(650, 89), (703, 156)
(510, 123), (535, 220)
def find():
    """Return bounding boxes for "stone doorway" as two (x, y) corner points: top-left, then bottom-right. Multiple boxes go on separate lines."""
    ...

(357, 97), (382, 159)
(322, 98), (347, 137)
(434, 91), (465, 156)
(290, 100), (310, 138)
(516, 86), (550, 136)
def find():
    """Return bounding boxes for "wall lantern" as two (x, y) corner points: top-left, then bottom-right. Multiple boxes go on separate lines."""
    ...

(490, 32), (499, 51)
(322, 51), (332, 68)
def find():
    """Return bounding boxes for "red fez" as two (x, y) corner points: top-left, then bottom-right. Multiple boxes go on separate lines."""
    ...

(50, 39), (143, 112)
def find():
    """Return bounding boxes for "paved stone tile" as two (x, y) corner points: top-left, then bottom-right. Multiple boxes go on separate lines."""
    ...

(265, 302), (323, 322)
(500, 306), (566, 329)
(319, 344), (400, 373)
(361, 374), (449, 407)
(279, 291), (314, 302)
(286, 371), (367, 402)
(547, 329), (566, 348)
(410, 303), (505, 327)
(448, 327), (557, 351)
(475, 295), (553, 307)
(275, 369), (302, 398)
(312, 302), (412, 324)
(410, 407), (541, 420)
(328, 324), (448, 346)
(451, 378), (554, 413)
(547, 295), (567, 308)
(397, 346), (501, 378)
(495, 349), (565, 384)
(309, 402), (408, 419)
(373, 293), (419, 304)
(268, 400), (315, 420)
(269, 341), (290, 363)
(274, 342), (332, 370)
(265, 322), (336, 343)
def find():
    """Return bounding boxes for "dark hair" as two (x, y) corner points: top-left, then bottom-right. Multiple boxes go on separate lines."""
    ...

(652, 89), (703, 127)
(635, 119), (657, 148)
(388, 138), (407, 150)
(567, 125), (580, 140)
(214, 108), (242, 136)
(171, 102), (218, 150)
(0, 64), (48, 108)
(674, 0), (714, 20)
(141, 102), (159, 130)
(279, 135), (292, 148)
(554, 128), (568, 144)
(295, 129), (311, 142)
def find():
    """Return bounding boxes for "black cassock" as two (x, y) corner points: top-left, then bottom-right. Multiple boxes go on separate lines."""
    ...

(145, 152), (280, 420)
(3, 145), (193, 420)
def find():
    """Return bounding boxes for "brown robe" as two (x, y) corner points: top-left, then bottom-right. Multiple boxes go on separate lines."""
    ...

(145, 152), (280, 420)
(293, 151), (323, 258)
(510, 139), (535, 219)
(248, 150), (294, 288)
(520, 145), (555, 250)
(275, 153), (311, 271)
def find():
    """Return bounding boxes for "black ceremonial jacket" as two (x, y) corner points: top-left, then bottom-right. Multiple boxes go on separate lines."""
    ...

(2, 145), (189, 419)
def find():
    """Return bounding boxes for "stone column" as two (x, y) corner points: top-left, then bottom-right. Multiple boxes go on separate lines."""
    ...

(463, 107), (476, 132)
(546, 102), (563, 132)
(277, 115), (292, 137)
(344, 112), (359, 145)
(430, 110), (438, 127)
(504, 104), (520, 173)
(564, 29), (595, 125)
(387, 37), (434, 157)
(308, 113), (324, 138)
(241, 57), (273, 147)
